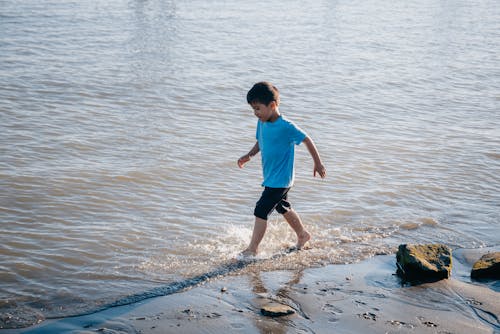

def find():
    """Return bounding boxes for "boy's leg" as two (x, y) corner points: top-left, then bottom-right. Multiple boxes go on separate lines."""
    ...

(242, 217), (267, 256)
(243, 187), (287, 256)
(283, 209), (311, 249)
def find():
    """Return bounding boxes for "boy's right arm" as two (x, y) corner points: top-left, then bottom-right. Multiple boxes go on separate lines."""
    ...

(303, 137), (326, 178)
(238, 141), (260, 168)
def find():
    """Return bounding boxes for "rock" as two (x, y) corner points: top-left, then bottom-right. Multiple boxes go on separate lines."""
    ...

(260, 303), (295, 317)
(396, 244), (452, 282)
(471, 252), (500, 279)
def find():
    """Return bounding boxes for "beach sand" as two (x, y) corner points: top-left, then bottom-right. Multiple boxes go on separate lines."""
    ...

(6, 249), (499, 334)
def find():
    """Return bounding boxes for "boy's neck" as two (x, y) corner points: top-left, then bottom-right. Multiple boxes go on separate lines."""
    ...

(269, 109), (280, 122)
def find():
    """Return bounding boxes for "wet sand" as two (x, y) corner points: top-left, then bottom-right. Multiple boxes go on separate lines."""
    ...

(5, 249), (499, 334)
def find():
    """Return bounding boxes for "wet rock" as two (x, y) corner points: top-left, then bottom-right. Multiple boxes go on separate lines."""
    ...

(471, 252), (500, 279)
(260, 303), (295, 317)
(396, 244), (452, 282)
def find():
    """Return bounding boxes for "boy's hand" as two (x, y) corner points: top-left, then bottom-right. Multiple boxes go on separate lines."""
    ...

(314, 163), (326, 178)
(238, 154), (251, 168)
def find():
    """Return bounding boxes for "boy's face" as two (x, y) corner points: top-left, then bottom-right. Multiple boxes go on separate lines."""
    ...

(250, 101), (278, 122)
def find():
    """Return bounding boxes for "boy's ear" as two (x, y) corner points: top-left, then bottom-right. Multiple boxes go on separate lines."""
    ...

(269, 101), (278, 110)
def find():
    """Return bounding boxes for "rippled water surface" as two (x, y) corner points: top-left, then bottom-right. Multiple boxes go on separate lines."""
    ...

(1, 0), (499, 328)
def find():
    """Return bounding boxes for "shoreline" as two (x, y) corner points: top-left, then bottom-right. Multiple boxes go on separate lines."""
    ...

(4, 248), (499, 334)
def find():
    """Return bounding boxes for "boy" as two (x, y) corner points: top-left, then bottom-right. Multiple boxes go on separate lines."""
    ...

(238, 82), (326, 256)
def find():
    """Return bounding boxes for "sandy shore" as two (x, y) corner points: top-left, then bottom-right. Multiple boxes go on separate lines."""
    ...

(5, 248), (499, 334)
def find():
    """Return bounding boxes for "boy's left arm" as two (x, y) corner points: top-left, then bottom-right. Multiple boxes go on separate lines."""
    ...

(303, 137), (326, 178)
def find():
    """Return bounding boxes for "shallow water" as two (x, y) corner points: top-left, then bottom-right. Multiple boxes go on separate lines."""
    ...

(1, 0), (499, 328)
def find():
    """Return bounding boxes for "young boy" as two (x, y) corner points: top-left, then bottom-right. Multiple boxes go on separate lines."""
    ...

(238, 82), (326, 256)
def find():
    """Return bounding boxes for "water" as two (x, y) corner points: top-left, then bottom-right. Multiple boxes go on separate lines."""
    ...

(1, 0), (499, 328)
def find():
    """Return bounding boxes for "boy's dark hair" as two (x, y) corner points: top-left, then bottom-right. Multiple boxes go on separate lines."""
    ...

(247, 82), (280, 106)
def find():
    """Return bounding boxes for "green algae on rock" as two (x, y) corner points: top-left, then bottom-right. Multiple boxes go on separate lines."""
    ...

(396, 244), (452, 283)
(471, 252), (500, 279)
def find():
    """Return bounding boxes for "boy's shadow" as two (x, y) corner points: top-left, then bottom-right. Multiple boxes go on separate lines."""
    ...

(249, 269), (307, 334)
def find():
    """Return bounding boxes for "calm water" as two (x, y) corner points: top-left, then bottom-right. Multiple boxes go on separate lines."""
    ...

(1, 0), (499, 328)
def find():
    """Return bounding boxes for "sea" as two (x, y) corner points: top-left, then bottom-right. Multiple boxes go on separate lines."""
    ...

(1, 0), (499, 328)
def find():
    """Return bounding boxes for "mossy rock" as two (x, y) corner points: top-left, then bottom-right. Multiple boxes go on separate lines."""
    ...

(396, 244), (452, 283)
(471, 252), (500, 279)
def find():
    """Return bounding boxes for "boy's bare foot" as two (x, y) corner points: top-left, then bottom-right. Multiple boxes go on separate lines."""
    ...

(240, 248), (257, 257)
(297, 231), (311, 249)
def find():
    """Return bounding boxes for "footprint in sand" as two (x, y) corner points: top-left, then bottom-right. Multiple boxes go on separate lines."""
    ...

(358, 312), (377, 321)
(386, 320), (415, 329)
(322, 303), (343, 314)
(322, 303), (343, 323)
(466, 298), (482, 306)
(230, 323), (245, 329)
(417, 316), (438, 327)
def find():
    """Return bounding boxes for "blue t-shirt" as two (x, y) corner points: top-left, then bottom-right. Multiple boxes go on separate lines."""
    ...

(256, 115), (307, 188)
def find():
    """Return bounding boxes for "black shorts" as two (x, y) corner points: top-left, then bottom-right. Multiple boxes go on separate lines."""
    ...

(254, 187), (292, 220)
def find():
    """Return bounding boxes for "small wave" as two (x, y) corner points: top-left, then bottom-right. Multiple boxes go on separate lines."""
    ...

(420, 217), (439, 226)
(399, 222), (420, 230)
(485, 152), (500, 160)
